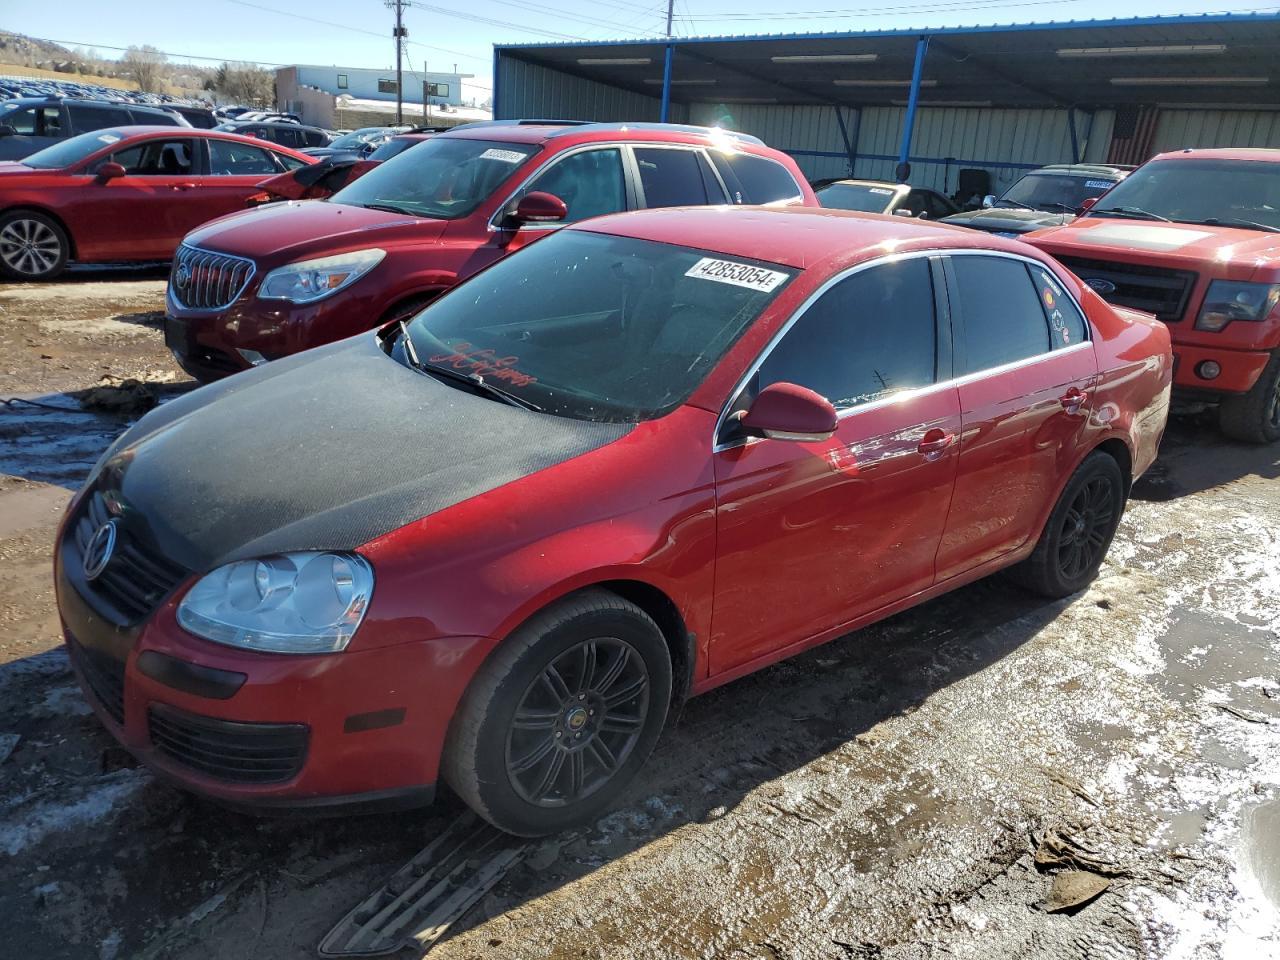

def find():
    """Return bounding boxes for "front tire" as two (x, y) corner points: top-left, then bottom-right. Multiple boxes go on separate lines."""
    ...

(442, 590), (672, 837)
(1218, 350), (1280, 444)
(0, 210), (69, 281)
(1008, 451), (1125, 599)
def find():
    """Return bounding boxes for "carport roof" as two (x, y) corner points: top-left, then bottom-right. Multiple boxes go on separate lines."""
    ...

(494, 12), (1280, 109)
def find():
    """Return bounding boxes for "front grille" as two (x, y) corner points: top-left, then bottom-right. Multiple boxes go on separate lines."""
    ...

(148, 706), (309, 784)
(169, 244), (256, 311)
(1058, 255), (1198, 323)
(71, 492), (189, 626)
(67, 636), (125, 725)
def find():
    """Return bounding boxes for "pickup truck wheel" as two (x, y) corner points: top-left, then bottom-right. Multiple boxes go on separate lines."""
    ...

(0, 211), (69, 281)
(1218, 351), (1280, 444)
(442, 590), (672, 837)
(1007, 451), (1125, 599)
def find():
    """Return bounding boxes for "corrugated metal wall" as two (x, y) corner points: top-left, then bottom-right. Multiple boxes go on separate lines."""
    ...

(1153, 110), (1280, 152)
(495, 55), (671, 123)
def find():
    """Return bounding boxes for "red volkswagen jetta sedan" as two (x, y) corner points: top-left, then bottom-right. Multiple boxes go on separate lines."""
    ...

(56, 207), (1171, 835)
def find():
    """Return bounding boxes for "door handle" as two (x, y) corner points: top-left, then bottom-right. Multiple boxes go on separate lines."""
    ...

(1060, 387), (1088, 414)
(171, 182), (197, 191)
(917, 428), (955, 461)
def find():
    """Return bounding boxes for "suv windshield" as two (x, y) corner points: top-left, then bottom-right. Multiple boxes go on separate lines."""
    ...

(403, 230), (795, 421)
(815, 182), (897, 213)
(1087, 158), (1280, 231)
(20, 129), (127, 169)
(332, 137), (539, 219)
(1000, 172), (1119, 212)
(329, 128), (391, 150)
(368, 137), (422, 162)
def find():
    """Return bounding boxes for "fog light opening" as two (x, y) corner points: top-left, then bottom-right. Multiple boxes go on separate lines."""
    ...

(1196, 360), (1222, 381)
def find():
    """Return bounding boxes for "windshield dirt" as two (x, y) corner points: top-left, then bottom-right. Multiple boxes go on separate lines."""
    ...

(1000, 173), (1118, 212)
(816, 182), (897, 213)
(404, 230), (795, 422)
(331, 137), (539, 219)
(1087, 158), (1280, 230)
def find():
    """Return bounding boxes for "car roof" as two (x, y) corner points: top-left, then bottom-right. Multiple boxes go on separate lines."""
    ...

(1029, 163), (1128, 177)
(573, 205), (1032, 271)
(1, 96), (178, 114)
(222, 119), (323, 132)
(1148, 147), (1280, 163)
(439, 119), (765, 148)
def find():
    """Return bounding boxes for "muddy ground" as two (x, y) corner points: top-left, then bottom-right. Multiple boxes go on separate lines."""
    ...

(0, 272), (1277, 960)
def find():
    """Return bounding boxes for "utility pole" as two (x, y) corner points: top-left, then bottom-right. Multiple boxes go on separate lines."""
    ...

(666, 0), (674, 36)
(387, 0), (408, 124)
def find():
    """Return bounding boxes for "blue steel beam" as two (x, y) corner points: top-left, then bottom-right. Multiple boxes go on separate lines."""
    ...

(660, 43), (674, 122)
(898, 36), (929, 176)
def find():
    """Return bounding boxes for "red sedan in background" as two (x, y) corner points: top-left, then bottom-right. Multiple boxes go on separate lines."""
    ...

(56, 208), (1171, 835)
(0, 127), (315, 280)
(249, 130), (441, 204)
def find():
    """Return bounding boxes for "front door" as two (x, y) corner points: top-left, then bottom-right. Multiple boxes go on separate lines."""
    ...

(711, 255), (962, 675)
(934, 254), (1098, 580)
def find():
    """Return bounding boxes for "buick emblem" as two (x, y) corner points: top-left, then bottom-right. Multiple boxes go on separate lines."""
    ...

(1084, 278), (1116, 295)
(82, 520), (118, 582)
(175, 262), (191, 289)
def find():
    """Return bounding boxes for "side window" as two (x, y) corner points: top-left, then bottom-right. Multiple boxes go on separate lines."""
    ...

(1029, 264), (1088, 349)
(68, 103), (132, 134)
(208, 139), (279, 175)
(951, 256), (1052, 374)
(40, 107), (64, 137)
(695, 152), (728, 202)
(755, 257), (937, 409)
(1, 106), (37, 135)
(902, 190), (928, 217)
(138, 110), (181, 127)
(273, 151), (308, 171)
(633, 148), (709, 209)
(925, 192), (953, 220)
(109, 139), (194, 176)
(712, 152), (803, 205)
(524, 148), (626, 223)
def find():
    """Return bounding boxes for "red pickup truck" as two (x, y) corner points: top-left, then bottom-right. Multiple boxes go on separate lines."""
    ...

(1026, 148), (1280, 443)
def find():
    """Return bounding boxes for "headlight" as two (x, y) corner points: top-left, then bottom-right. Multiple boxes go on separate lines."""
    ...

(1195, 280), (1280, 332)
(258, 249), (385, 304)
(177, 552), (374, 654)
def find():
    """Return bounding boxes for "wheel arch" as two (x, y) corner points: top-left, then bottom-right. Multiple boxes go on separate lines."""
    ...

(0, 205), (77, 260)
(1093, 435), (1133, 496)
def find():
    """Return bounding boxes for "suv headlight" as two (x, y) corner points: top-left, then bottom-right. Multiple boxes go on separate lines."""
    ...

(177, 552), (374, 654)
(1195, 280), (1280, 332)
(258, 249), (385, 304)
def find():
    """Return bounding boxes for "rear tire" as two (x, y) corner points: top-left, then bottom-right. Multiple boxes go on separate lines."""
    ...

(0, 210), (69, 281)
(442, 590), (672, 837)
(1007, 451), (1125, 599)
(1218, 350), (1280, 444)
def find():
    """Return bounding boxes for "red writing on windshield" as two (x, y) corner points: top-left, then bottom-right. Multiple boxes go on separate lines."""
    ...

(429, 343), (538, 387)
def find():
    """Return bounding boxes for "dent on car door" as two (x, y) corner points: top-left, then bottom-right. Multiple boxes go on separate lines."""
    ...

(933, 254), (1098, 581)
(710, 255), (962, 675)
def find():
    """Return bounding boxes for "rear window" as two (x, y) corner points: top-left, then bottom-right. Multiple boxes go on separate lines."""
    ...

(136, 109), (182, 127)
(68, 102), (132, 134)
(815, 182), (897, 213)
(713, 151), (804, 205)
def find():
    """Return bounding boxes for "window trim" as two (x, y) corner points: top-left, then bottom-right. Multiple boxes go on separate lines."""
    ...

(712, 248), (1091, 452)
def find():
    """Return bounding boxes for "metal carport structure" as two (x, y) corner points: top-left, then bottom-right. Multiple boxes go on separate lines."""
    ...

(493, 12), (1280, 195)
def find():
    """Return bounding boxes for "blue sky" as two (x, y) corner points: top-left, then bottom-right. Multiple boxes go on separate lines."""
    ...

(8, 0), (1277, 100)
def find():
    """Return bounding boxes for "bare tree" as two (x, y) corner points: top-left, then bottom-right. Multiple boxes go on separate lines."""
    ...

(212, 61), (274, 107)
(122, 45), (166, 93)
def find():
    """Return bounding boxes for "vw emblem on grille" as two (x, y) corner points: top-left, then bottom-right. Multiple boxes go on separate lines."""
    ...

(1084, 278), (1116, 295)
(174, 261), (192, 290)
(82, 520), (118, 582)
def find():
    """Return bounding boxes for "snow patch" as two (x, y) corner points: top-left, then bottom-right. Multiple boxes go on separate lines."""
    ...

(0, 770), (149, 856)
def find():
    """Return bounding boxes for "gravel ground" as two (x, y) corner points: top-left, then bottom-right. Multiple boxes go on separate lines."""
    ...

(0, 273), (1277, 960)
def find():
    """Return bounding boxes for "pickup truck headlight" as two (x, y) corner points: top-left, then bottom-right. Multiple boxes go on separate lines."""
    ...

(1194, 280), (1280, 332)
(258, 249), (385, 304)
(177, 552), (374, 654)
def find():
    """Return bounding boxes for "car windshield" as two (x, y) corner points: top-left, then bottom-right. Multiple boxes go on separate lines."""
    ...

(815, 182), (897, 213)
(332, 136), (539, 219)
(20, 129), (128, 169)
(329, 129), (389, 149)
(1087, 158), (1280, 230)
(403, 230), (795, 422)
(1000, 173), (1118, 212)
(367, 137), (422, 162)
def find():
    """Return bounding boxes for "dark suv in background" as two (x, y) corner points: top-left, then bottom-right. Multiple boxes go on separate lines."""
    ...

(165, 119), (817, 380)
(213, 120), (331, 150)
(0, 96), (190, 160)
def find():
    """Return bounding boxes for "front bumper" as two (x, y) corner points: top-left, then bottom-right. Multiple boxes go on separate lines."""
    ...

(55, 551), (487, 813)
(1171, 343), (1271, 395)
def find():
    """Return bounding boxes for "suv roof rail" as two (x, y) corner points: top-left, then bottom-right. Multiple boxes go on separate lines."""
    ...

(555, 122), (764, 145)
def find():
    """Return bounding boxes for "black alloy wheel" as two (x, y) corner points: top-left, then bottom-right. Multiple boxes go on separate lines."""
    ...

(1056, 475), (1117, 582)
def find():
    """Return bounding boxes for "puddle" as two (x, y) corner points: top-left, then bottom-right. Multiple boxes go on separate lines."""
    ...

(1239, 798), (1280, 911)
(0, 397), (131, 488)
(1155, 611), (1280, 712)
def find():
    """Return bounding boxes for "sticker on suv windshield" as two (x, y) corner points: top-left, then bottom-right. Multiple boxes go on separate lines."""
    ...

(869, 187), (894, 195)
(1084, 179), (1113, 189)
(479, 148), (528, 164)
(685, 258), (789, 292)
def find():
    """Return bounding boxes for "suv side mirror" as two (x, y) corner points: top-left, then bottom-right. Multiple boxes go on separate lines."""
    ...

(96, 161), (126, 182)
(1076, 196), (1098, 216)
(981, 194), (996, 209)
(739, 382), (837, 442)
(508, 191), (568, 227)
(0, 123), (16, 138)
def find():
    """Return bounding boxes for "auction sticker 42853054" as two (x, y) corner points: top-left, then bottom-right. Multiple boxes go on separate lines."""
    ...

(685, 258), (790, 292)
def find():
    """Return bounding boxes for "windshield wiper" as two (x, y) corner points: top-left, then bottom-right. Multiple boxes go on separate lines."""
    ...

(359, 201), (422, 217)
(1184, 217), (1280, 234)
(995, 199), (1036, 211)
(1090, 205), (1171, 222)
(396, 323), (543, 412)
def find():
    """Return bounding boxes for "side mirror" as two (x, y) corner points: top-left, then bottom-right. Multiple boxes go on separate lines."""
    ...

(739, 382), (837, 443)
(96, 161), (126, 182)
(917, 210), (929, 219)
(1076, 196), (1098, 216)
(892, 208), (913, 217)
(508, 191), (568, 227)
(0, 123), (16, 138)
(981, 194), (996, 209)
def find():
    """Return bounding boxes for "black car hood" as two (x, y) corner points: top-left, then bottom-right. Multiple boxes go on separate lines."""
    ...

(91, 335), (630, 573)
(940, 208), (1072, 233)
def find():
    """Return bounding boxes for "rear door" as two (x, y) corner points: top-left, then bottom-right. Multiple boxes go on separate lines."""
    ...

(193, 137), (296, 216)
(711, 255), (961, 674)
(933, 253), (1097, 581)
